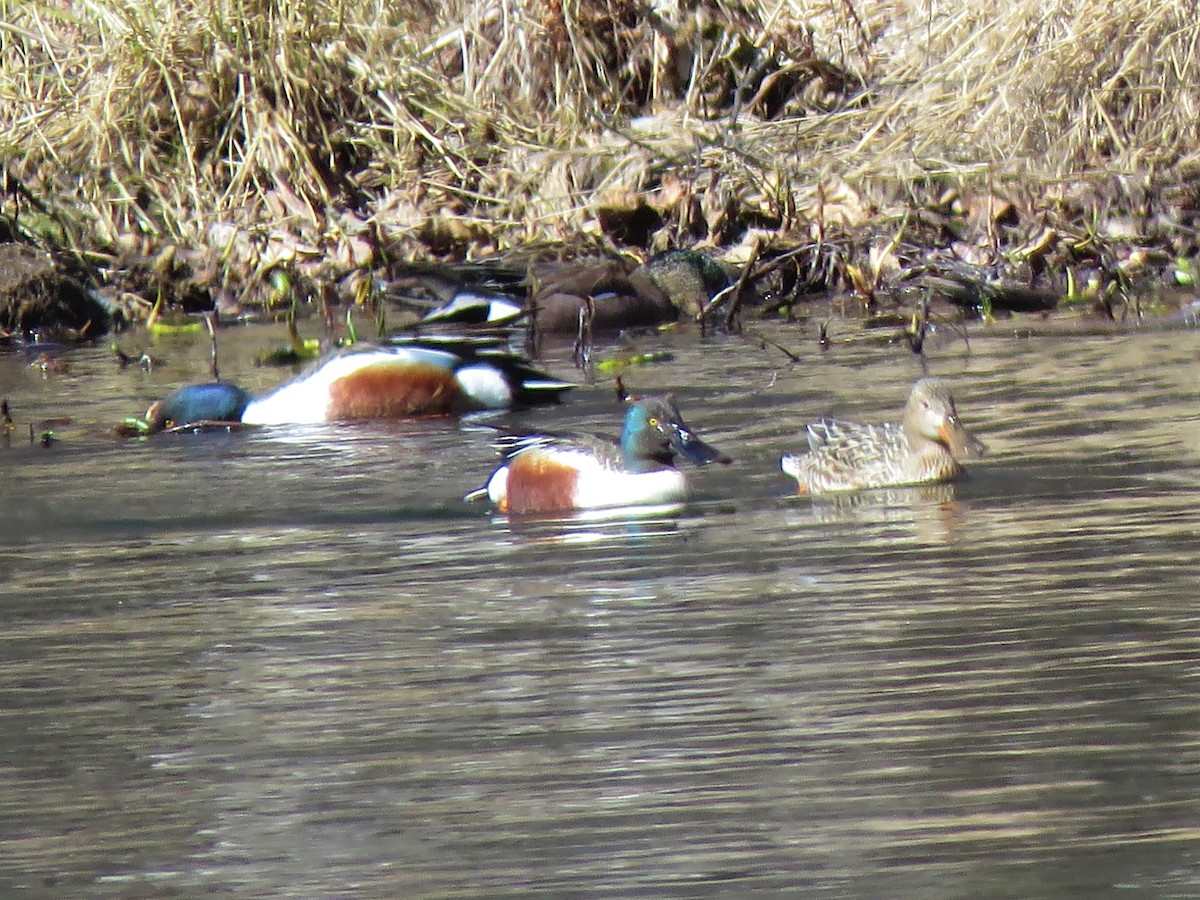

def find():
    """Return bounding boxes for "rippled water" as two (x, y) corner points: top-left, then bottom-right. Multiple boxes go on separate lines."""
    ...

(2, 320), (1200, 897)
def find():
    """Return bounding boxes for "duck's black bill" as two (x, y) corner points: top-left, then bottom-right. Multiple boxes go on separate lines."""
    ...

(673, 429), (732, 466)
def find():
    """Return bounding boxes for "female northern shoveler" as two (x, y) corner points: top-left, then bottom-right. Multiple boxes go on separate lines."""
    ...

(145, 337), (573, 430)
(781, 378), (986, 494)
(530, 251), (737, 333)
(469, 394), (731, 514)
(406, 250), (740, 335)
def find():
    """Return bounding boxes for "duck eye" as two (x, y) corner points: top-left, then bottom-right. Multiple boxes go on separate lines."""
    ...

(647, 417), (659, 427)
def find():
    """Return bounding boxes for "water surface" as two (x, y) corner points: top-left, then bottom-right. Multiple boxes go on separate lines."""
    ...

(1, 321), (1199, 897)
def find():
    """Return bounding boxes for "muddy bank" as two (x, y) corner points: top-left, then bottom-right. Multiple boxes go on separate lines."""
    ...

(2, 232), (1195, 350)
(0, 244), (114, 340)
(5, 1), (1200, 346)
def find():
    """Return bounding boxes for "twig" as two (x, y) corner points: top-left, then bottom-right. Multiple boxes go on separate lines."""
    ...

(724, 239), (762, 330)
(573, 294), (594, 369)
(205, 313), (220, 381)
(743, 328), (802, 364)
(696, 283), (736, 325)
(695, 239), (762, 328)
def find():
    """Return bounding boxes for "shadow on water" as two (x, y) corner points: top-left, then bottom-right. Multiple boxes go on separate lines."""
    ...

(1, 325), (1200, 896)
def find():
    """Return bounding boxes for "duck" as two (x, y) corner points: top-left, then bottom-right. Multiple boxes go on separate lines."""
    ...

(407, 250), (739, 335)
(529, 250), (738, 333)
(527, 259), (676, 334)
(389, 259), (527, 327)
(418, 289), (525, 327)
(636, 249), (739, 318)
(144, 336), (573, 431)
(780, 378), (986, 494)
(468, 393), (731, 514)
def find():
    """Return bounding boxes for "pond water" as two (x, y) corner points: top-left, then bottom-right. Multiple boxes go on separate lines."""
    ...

(1, 317), (1199, 897)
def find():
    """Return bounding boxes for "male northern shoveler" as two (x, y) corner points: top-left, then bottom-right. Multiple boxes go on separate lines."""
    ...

(145, 337), (573, 430)
(419, 290), (525, 327)
(780, 378), (986, 494)
(391, 259), (527, 327)
(469, 394), (731, 514)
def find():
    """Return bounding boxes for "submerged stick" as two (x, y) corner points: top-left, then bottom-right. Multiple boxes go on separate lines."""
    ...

(573, 294), (594, 369)
(743, 328), (802, 365)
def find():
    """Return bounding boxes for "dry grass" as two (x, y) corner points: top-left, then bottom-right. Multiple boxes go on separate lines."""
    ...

(2, 0), (1199, 312)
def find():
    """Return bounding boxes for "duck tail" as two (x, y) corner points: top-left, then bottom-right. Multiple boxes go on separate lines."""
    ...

(780, 454), (802, 479)
(506, 363), (574, 405)
(516, 375), (575, 398)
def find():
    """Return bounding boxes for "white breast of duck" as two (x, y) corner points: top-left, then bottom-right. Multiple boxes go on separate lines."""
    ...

(242, 345), (514, 425)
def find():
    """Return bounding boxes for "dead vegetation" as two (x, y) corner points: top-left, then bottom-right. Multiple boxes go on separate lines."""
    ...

(2, 0), (1199, 323)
